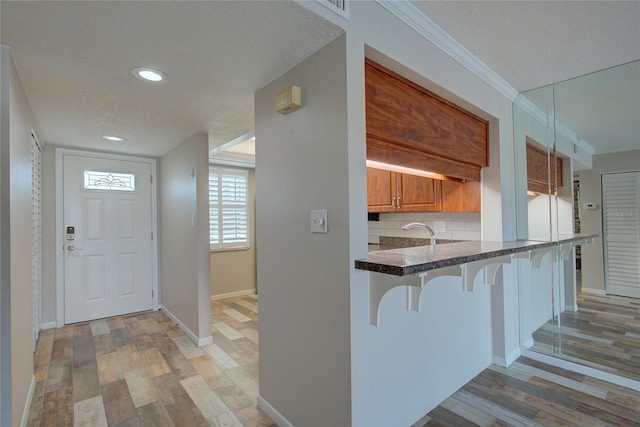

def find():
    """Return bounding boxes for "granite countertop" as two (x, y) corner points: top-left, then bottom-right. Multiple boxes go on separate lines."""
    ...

(357, 234), (597, 276)
(367, 235), (464, 252)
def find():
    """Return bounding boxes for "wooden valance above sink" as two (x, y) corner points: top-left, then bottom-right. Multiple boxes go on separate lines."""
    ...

(365, 59), (489, 182)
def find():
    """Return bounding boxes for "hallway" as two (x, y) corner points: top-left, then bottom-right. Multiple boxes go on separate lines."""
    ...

(26, 295), (273, 426)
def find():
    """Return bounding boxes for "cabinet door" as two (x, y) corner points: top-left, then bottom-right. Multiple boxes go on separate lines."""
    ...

(367, 168), (396, 212)
(398, 173), (441, 212)
(441, 180), (481, 212)
(365, 60), (489, 171)
(526, 143), (563, 194)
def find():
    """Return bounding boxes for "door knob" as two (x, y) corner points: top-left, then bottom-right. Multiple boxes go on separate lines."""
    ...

(66, 245), (82, 252)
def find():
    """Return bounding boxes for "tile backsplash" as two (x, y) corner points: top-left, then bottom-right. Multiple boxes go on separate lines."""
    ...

(368, 212), (481, 244)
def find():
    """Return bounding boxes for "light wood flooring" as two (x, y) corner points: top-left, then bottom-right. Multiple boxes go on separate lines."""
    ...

(28, 294), (640, 426)
(417, 356), (640, 426)
(27, 295), (273, 427)
(531, 290), (640, 381)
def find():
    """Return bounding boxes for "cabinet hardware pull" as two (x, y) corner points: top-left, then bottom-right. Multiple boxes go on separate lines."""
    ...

(398, 197), (401, 208)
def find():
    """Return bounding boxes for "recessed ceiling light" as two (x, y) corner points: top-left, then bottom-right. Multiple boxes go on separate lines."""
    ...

(131, 66), (167, 82)
(102, 135), (125, 142)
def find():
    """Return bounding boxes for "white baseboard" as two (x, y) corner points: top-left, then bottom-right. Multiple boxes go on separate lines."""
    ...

(565, 304), (579, 312)
(581, 287), (606, 296)
(493, 347), (521, 368)
(211, 289), (256, 301)
(257, 395), (294, 427)
(507, 348), (522, 366)
(521, 349), (640, 392)
(20, 375), (36, 427)
(520, 337), (534, 349)
(159, 305), (213, 347)
(40, 321), (57, 330)
(199, 336), (213, 346)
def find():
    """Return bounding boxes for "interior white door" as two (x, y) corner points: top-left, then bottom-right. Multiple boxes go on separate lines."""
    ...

(602, 171), (640, 298)
(64, 154), (153, 323)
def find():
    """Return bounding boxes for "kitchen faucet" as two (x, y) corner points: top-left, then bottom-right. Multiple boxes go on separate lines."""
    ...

(401, 222), (437, 248)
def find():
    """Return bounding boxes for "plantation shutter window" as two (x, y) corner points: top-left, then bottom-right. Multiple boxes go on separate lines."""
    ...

(209, 166), (249, 250)
(602, 171), (640, 298)
(31, 133), (42, 350)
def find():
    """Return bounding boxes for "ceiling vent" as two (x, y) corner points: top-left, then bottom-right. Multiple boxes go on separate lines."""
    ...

(315, 0), (349, 19)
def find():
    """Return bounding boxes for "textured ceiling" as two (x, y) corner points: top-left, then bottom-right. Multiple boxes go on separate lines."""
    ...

(411, 0), (640, 154)
(411, 0), (640, 92)
(1, 1), (638, 157)
(0, 1), (343, 156)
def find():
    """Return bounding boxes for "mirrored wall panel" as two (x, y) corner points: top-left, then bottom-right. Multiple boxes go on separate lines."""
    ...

(515, 60), (640, 382)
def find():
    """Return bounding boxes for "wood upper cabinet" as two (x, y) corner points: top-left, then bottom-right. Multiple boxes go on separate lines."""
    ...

(364, 59), (484, 213)
(367, 168), (441, 213)
(365, 59), (489, 182)
(367, 167), (481, 213)
(526, 143), (563, 194)
(367, 168), (395, 212)
(399, 173), (441, 212)
(441, 180), (481, 212)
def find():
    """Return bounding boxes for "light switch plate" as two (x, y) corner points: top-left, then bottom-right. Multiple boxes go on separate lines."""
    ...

(311, 209), (328, 233)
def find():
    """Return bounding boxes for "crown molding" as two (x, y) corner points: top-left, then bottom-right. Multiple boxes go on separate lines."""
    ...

(209, 153), (255, 169)
(514, 95), (548, 125)
(514, 95), (596, 156)
(556, 122), (595, 155)
(375, 0), (596, 159)
(576, 138), (596, 156)
(376, 0), (520, 102)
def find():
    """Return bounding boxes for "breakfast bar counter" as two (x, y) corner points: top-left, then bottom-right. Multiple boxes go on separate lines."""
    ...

(356, 234), (597, 326)
(356, 235), (596, 276)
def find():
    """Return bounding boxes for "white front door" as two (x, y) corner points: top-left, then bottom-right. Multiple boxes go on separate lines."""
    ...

(63, 154), (153, 323)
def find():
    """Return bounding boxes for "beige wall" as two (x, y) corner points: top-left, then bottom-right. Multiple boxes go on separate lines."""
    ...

(210, 168), (256, 297)
(578, 149), (640, 293)
(0, 44), (12, 426)
(256, 36), (352, 426)
(8, 51), (38, 425)
(159, 133), (212, 344)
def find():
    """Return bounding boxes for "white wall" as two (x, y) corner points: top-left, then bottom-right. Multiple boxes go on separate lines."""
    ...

(256, 35), (352, 426)
(579, 149), (640, 294)
(4, 49), (39, 426)
(343, 2), (520, 424)
(159, 133), (212, 344)
(353, 274), (493, 426)
(528, 195), (575, 240)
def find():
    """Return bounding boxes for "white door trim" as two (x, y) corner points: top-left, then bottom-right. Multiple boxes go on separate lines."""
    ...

(55, 148), (159, 326)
